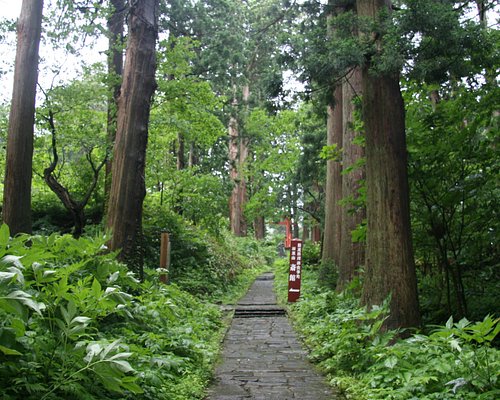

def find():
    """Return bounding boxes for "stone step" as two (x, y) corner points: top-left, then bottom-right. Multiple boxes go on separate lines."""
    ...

(234, 305), (286, 318)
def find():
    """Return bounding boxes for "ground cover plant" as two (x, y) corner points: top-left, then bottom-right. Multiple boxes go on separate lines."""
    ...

(274, 259), (500, 400)
(0, 224), (265, 399)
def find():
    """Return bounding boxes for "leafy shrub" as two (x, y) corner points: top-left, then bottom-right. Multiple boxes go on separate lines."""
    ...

(142, 205), (271, 297)
(0, 225), (224, 399)
(275, 265), (500, 400)
(301, 240), (321, 267)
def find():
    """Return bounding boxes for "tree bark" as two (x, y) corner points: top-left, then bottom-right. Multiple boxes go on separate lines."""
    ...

(321, 86), (343, 265)
(106, 0), (158, 277)
(177, 132), (185, 170)
(253, 216), (265, 240)
(337, 68), (365, 292)
(228, 86), (249, 237)
(104, 0), (125, 213)
(188, 142), (198, 167)
(358, 0), (421, 330)
(2, 0), (43, 235)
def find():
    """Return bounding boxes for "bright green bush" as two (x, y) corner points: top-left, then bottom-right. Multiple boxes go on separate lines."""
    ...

(301, 240), (322, 267)
(275, 265), (500, 400)
(0, 225), (223, 400)
(142, 205), (273, 297)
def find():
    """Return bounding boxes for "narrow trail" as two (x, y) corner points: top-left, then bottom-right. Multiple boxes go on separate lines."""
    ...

(206, 272), (335, 400)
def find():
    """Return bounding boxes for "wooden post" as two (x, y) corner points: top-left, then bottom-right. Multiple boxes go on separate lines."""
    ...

(160, 232), (170, 283)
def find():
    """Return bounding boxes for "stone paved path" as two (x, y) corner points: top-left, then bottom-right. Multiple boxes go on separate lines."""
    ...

(206, 272), (335, 400)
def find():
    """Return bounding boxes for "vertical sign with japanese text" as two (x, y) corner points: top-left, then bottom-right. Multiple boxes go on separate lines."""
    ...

(288, 239), (303, 302)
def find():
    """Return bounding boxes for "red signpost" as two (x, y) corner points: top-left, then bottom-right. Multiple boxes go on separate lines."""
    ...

(278, 217), (292, 249)
(288, 239), (303, 302)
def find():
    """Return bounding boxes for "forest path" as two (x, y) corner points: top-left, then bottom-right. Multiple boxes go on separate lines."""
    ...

(205, 272), (335, 400)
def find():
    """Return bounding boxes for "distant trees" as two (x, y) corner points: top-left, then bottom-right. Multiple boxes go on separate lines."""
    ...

(2, 0), (43, 235)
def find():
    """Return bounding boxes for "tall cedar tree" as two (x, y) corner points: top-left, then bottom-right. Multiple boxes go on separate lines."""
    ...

(104, 0), (125, 212)
(337, 67), (365, 291)
(228, 86), (250, 237)
(106, 0), (158, 277)
(3, 0), (43, 235)
(322, 86), (343, 267)
(358, 0), (421, 329)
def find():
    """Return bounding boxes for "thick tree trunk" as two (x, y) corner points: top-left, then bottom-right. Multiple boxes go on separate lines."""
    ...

(104, 0), (125, 212)
(321, 86), (343, 265)
(106, 0), (158, 277)
(2, 0), (43, 235)
(358, 0), (420, 331)
(337, 68), (365, 292)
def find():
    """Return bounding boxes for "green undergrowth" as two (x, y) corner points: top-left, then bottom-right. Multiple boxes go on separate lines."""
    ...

(0, 224), (267, 400)
(274, 259), (500, 400)
(143, 206), (274, 298)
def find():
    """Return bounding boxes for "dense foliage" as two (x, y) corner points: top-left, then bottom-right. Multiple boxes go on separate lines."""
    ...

(275, 260), (500, 400)
(0, 0), (498, 397)
(0, 224), (267, 399)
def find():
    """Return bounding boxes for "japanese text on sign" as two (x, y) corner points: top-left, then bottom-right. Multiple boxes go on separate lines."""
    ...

(288, 239), (303, 302)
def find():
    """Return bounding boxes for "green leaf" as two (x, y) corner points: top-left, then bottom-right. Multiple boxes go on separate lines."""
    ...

(120, 377), (143, 394)
(85, 343), (103, 363)
(384, 356), (398, 369)
(2, 290), (44, 315)
(110, 359), (135, 373)
(91, 278), (102, 298)
(0, 224), (10, 249)
(0, 344), (22, 356)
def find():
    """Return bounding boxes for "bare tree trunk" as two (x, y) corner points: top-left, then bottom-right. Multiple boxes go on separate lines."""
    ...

(291, 181), (300, 238)
(2, 0), (43, 235)
(106, 0), (158, 277)
(321, 86), (343, 265)
(302, 224), (310, 241)
(228, 86), (249, 237)
(358, 0), (421, 330)
(177, 132), (185, 170)
(337, 68), (365, 292)
(253, 216), (265, 240)
(104, 0), (125, 213)
(188, 142), (198, 167)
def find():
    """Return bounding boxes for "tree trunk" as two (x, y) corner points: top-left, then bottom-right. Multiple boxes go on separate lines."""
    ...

(2, 0), (43, 235)
(312, 225), (322, 243)
(321, 86), (343, 265)
(302, 224), (310, 241)
(106, 0), (158, 277)
(337, 68), (365, 292)
(177, 132), (185, 170)
(253, 216), (265, 240)
(104, 0), (125, 213)
(228, 86), (249, 237)
(291, 181), (300, 239)
(358, 0), (420, 330)
(188, 142), (198, 167)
